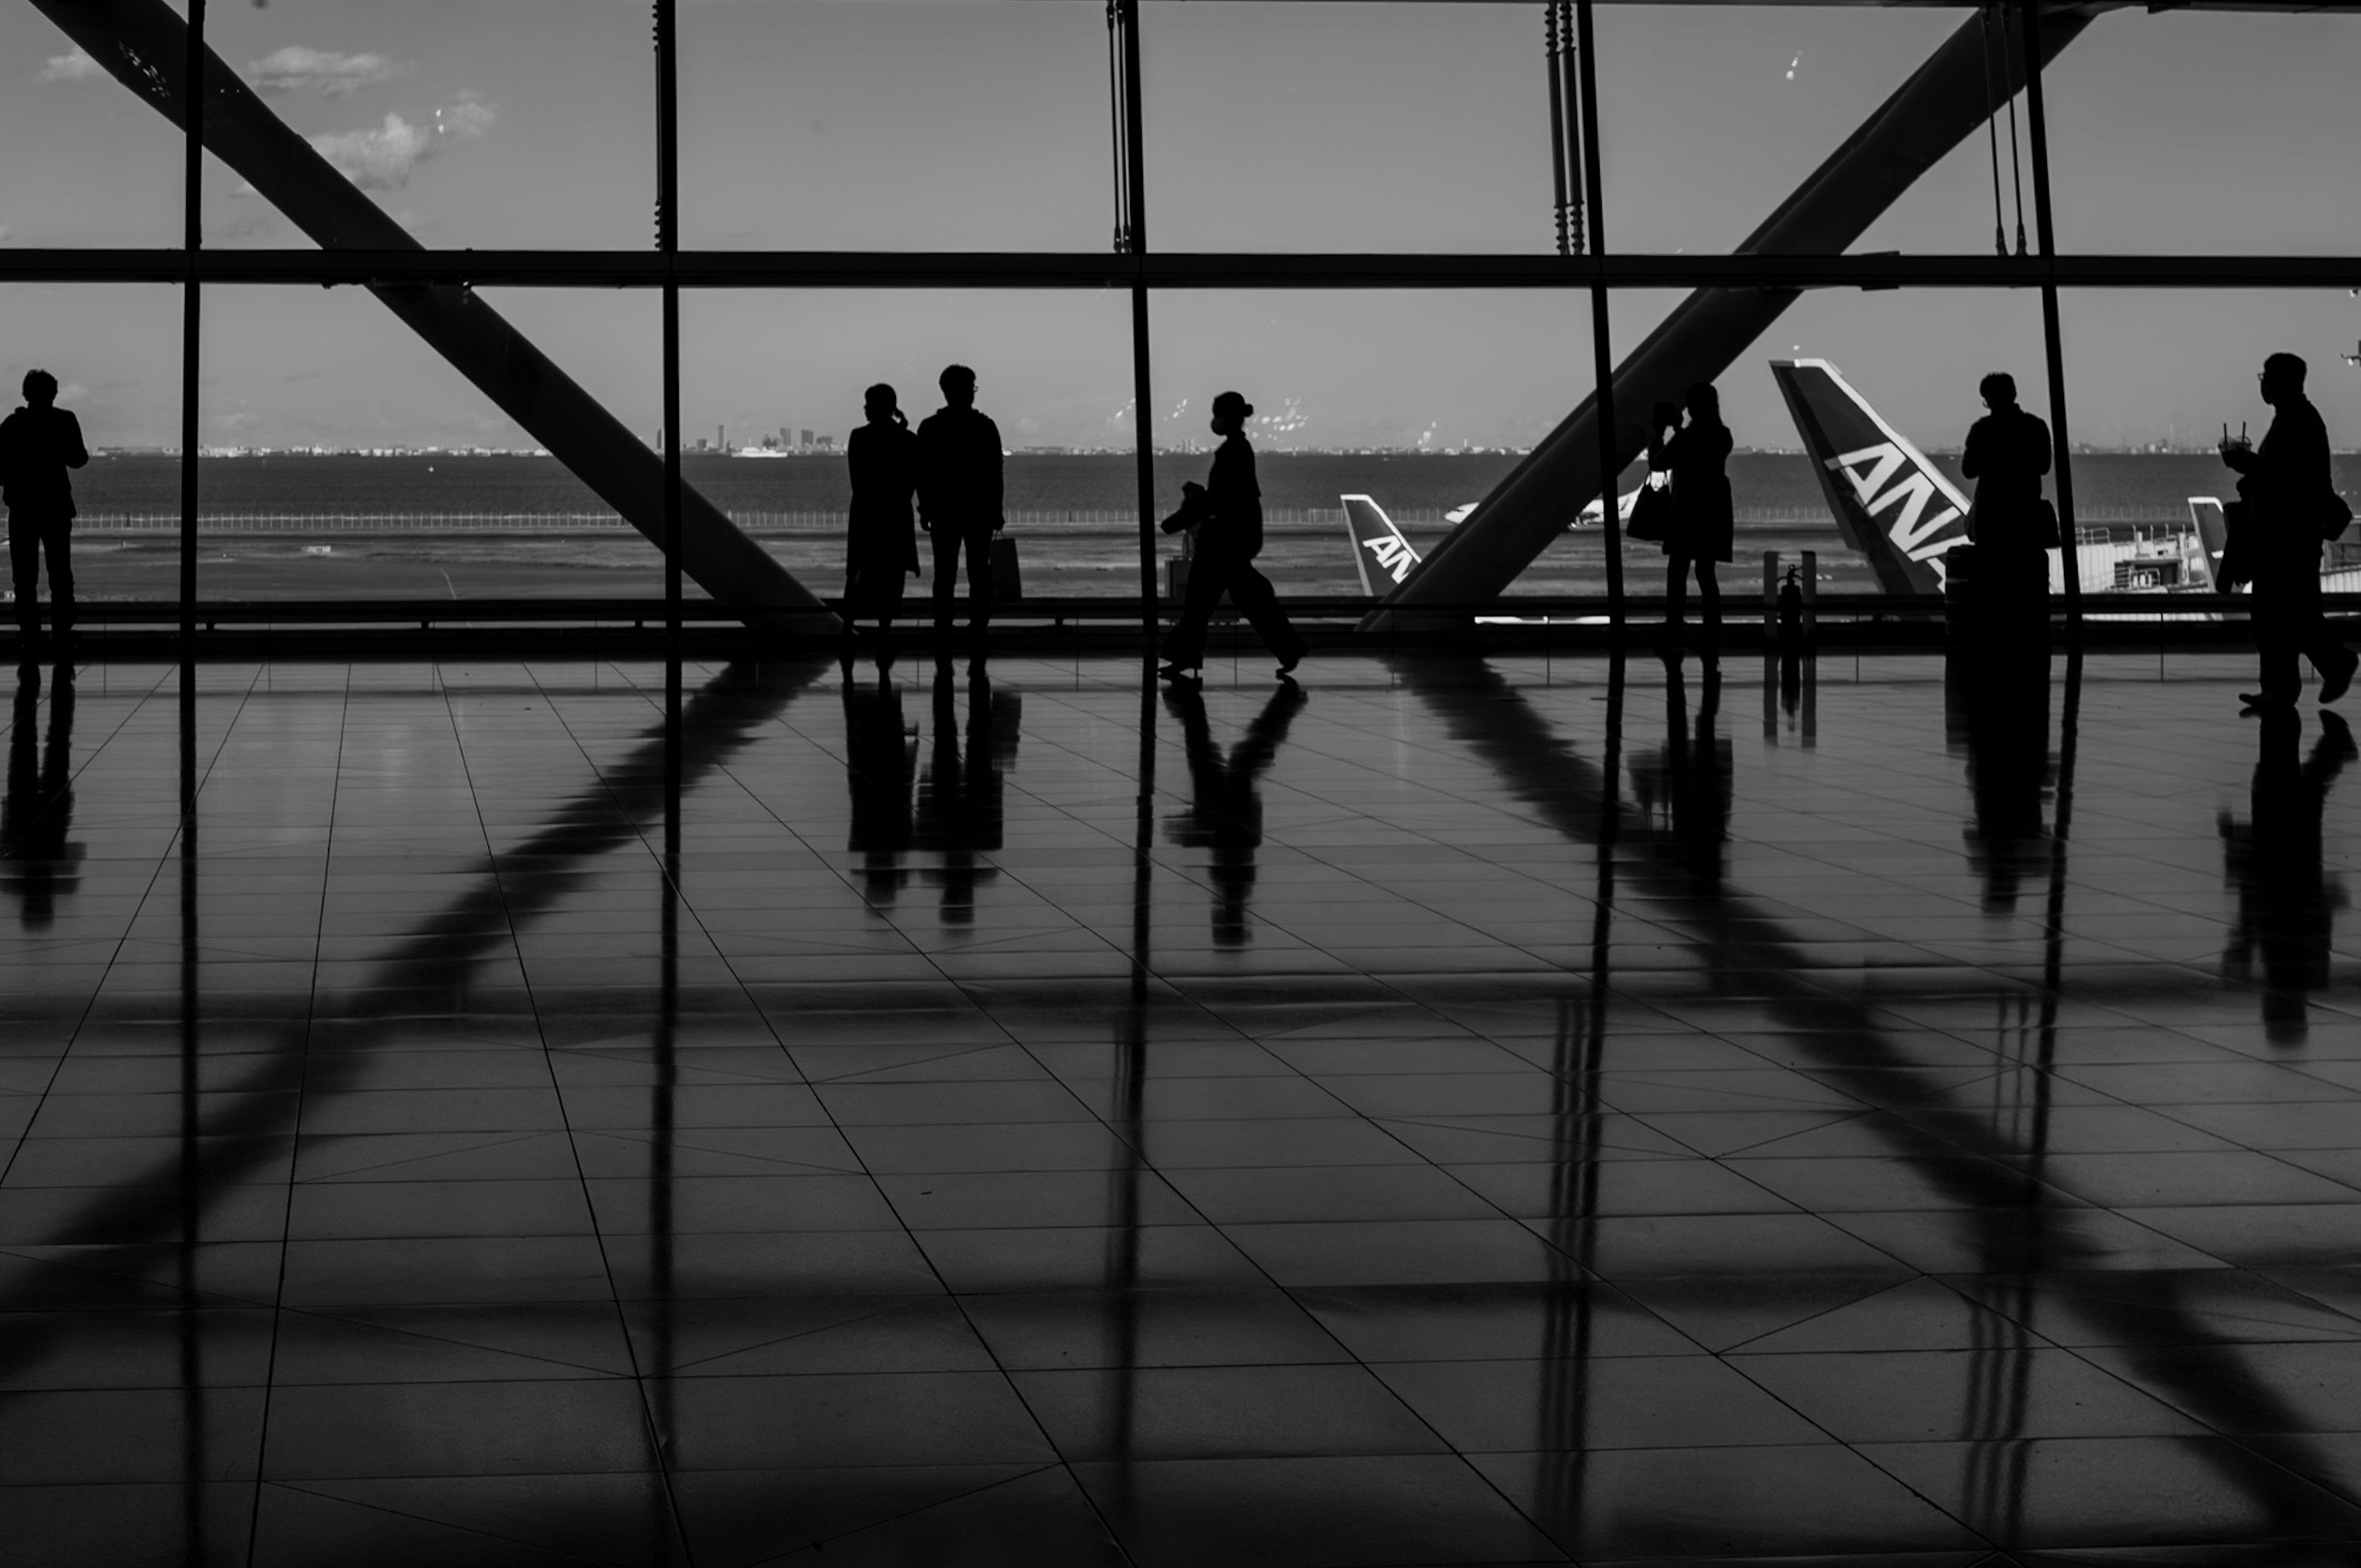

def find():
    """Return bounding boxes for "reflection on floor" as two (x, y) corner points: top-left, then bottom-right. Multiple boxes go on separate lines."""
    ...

(7, 647), (2361, 1565)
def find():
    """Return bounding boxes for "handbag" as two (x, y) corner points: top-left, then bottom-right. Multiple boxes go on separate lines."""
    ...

(1626, 478), (1673, 544)
(989, 533), (1023, 602)
(2322, 491), (2355, 542)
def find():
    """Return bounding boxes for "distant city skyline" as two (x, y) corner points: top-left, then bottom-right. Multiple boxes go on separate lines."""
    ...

(5, 3), (2361, 455)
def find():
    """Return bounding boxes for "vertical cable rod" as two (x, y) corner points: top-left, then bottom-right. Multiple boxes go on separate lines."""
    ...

(1545, 3), (1571, 258)
(180, 0), (207, 643)
(655, 0), (682, 641)
(1574, 0), (1622, 626)
(1980, 6), (2007, 258)
(2021, 0), (2080, 625)
(1111, 0), (1158, 638)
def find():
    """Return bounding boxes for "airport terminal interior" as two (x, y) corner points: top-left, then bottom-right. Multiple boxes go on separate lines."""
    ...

(15, 0), (2361, 1559)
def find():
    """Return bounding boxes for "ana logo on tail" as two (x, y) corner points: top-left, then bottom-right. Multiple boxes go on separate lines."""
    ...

(1770, 358), (1972, 596)
(1339, 494), (1425, 595)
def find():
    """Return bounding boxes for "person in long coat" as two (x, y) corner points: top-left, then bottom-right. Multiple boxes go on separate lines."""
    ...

(1960, 371), (2054, 629)
(1157, 390), (1308, 682)
(1652, 381), (1733, 640)
(844, 383), (921, 648)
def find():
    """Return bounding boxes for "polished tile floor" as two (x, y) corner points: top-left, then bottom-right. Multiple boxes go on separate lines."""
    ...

(7, 645), (2361, 1564)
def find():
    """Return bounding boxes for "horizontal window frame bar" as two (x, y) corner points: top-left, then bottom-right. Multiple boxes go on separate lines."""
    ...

(7, 250), (2361, 290)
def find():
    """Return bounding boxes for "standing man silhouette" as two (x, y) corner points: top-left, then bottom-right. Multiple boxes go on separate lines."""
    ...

(1960, 371), (2054, 630)
(915, 365), (1003, 643)
(2223, 352), (2357, 711)
(0, 371), (89, 655)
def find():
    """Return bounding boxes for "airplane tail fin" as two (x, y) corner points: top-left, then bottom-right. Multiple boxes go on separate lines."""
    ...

(1340, 494), (1423, 595)
(1771, 359), (1972, 595)
(2188, 497), (2234, 591)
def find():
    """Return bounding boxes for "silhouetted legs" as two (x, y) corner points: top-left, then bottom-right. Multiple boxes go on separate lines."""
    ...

(844, 556), (907, 644)
(1160, 552), (1307, 673)
(1663, 555), (1717, 634)
(7, 513), (73, 647)
(931, 523), (994, 635)
(2254, 568), (2354, 705)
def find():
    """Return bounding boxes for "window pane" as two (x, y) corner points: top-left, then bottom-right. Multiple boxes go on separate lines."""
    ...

(1141, 4), (1555, 254)
(1, 7), (186, 247)
(682, 2), (1108, 251)
(201, 0), (654, 249)
(196, 287), (676, 603)
(683, 289), (1135, 597)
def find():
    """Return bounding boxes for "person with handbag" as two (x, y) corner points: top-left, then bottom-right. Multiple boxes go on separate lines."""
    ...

(843, 382), (921, 655)
(1157, 390), (1308, 683)
(2221, 352), (2357, 710)
(1960, 371), (2054, 630)
(1648, 382), (1733, 641)
(915, 364), (1003, 643)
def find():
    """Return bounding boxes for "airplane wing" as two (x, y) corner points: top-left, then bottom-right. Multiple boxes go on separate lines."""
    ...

(1340, 495), (1423, 596)
(1770, 358), (1972, 595)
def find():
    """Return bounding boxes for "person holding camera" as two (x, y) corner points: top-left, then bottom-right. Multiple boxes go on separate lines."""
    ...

(2222, 352), (2357, 711)
(1157, 390), (1307, 682)
(1650, 382), (1733, 641)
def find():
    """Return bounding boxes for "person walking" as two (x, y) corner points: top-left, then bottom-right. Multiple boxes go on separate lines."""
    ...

(2221, 352), (2358, 711)
(1157, 390), (1307, 682)
(0, 371), (89, 655)
(844, 382), (920, 655)
(1960, 371), (2054, 628)
(1651, 382), (1733, 642)
(914, 365), (1003, 641)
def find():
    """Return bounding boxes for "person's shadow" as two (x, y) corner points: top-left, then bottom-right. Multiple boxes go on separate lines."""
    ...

(1947, 644), (2056, 914)
(1, 663), (81, 929)
(913, 658), (1021, 922)
(1163, 680), (1307, 946)
(842, 667), (918, 905)
(2220, 708), (2354, 1045)
(1627, 651), (1730, 895)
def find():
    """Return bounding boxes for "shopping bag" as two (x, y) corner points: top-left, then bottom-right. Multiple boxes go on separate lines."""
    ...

(990, 534), (1023, 602)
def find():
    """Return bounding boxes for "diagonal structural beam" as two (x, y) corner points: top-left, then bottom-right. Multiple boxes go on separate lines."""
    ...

(1367, 2), (2103, 627)
(29, 0), (837, 634)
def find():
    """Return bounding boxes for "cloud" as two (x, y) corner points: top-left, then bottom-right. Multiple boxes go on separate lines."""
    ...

(307, 98), (495, 191)
(248, 46), (408, 97)
(39, 47), (105, 83)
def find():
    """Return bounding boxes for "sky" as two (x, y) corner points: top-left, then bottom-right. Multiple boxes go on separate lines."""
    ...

(4, 1), (2361, 453)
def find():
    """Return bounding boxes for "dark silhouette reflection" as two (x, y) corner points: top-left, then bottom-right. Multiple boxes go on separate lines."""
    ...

(913, 657), (1019, 921)
(1, 661), (80, 925)
(1162, 679), (1307, 946)
(1760, 648), (1816, 748)
(842, 667), (919, 904)
(1626, 651), (1728, 893)
(1945, 644), (2056, 913)
(2220, 708), (2354, 1044)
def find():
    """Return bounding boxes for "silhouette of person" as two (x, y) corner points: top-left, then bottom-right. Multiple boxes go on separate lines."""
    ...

(842, 667), (917, 905)
(912, 658), (1019, 921)
(2222, 353), (2358, 710)
(1651, 382), (1733, 642)
(1960, 371), (2055, 631)
(1946, 643), (2054, 913)
(1157, 390), (1308, 681)
(0, 370), (90, 654)
(1, 662), (81, 928)
(1627, 651), (1730, 893)
(844, 382), (920, 651)
(2219, 708), (2353, 1044)
(915, 365), (1003, 639)
(1163, 679), (1307, 946)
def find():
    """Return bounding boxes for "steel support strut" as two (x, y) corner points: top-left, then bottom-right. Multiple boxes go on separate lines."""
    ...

(1366, 2), (2103, 628)
(29, 0), (836, 634)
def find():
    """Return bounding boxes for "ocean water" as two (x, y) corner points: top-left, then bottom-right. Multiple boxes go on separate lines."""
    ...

(55, 450), (2297, 601)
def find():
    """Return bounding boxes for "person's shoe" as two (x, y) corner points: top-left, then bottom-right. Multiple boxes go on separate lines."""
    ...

(1157, 661), (1200, 683)
(1276, 646), (1305, 679)
(2240, 691), (2294, 712)
(2322, 654), (2358, 705)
